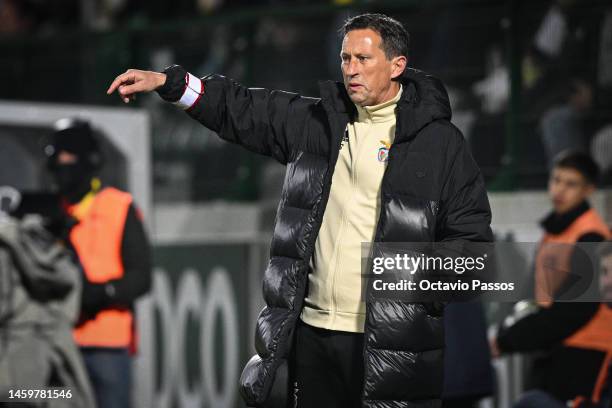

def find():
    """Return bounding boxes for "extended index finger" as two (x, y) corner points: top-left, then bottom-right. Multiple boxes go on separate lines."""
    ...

(118, 80), (150, 96)
(106, 71), (136, 95)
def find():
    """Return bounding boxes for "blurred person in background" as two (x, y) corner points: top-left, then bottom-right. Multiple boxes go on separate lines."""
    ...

(527, 0), (612, 170)
(0, 185), (96, 407)
(107, 13), (492, 407)
(522, 0), (597, 116)
(45, 118), (152, 408)
(540, 78), (593, 169)
(589, 6), (612, 186)
(595, 241), (612, 408)
(491, 151), (612, 408)
(599, 241), (612, 304)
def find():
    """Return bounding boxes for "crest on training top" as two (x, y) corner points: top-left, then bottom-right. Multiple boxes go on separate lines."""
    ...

(378, 140), (391, 162)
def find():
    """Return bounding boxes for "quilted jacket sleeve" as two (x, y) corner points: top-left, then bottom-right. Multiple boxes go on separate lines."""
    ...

(436, 127), (493, 243)
(157, 64), (314, 165)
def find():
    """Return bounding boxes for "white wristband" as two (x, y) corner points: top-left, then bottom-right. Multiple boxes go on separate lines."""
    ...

(174, 72), (204, 110)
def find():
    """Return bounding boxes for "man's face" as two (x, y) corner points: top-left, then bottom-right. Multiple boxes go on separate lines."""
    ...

(49, 149), (89, 196)
(548, 167), (594, 214)
(340, 29), (406, 107)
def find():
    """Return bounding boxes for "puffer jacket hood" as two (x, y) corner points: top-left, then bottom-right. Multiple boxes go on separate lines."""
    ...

(320, 67), (451, 145)
(397, 68), (452, 142)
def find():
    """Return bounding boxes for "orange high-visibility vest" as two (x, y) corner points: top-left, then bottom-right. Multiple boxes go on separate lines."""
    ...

(535, 208), (611, 306)
(70, 187), (134, 348)
(535, 207), (612, 404)
(565, 304), (612, 404)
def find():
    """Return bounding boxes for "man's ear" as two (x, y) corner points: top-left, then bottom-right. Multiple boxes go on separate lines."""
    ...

(390, 55), (408, 80)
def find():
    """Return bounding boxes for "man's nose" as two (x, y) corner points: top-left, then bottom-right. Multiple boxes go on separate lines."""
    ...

(345, 59), (359, 76)
(554, 185), (567, 196)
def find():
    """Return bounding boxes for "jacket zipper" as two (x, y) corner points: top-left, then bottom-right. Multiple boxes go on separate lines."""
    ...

(298, 109), (347, 312)
(329, 123), (370, 328)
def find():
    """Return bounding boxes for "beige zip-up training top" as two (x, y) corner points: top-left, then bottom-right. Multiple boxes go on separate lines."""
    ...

(301, 86), (403, 333)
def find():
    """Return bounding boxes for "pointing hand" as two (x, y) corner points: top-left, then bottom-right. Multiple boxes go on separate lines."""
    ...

(107, 69), (167, 103)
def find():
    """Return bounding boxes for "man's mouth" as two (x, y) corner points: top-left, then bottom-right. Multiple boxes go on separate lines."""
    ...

(349, 83), (363, 90)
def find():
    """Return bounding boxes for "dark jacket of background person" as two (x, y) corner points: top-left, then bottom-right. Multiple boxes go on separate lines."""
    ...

(158, 64), (493, 407)
(497, 202), (611, 404)
(442, 301), (494, 404)
(0, 215), (96, 408)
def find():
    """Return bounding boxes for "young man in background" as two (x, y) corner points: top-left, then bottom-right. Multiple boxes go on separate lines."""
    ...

(492, 151), (612, 408)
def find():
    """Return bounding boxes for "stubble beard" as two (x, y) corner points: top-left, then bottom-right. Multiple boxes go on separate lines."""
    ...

(347, 89), (368, 106)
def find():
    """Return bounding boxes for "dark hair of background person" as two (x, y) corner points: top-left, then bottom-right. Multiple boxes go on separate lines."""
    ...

(339, 13), (410, 60)
(553, 150), (601, 185)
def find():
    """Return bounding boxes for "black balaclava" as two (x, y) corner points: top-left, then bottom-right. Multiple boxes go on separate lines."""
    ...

(45, 118), (103, 203)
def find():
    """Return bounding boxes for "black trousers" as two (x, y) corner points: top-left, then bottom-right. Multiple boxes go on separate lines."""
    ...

(291, 319), (365, 408)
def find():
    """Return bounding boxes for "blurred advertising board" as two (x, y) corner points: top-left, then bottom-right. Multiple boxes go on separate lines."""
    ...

(134, 241), (263, 408)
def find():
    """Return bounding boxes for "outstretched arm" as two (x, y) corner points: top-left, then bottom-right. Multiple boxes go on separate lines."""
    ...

(107, 66), (314, 164)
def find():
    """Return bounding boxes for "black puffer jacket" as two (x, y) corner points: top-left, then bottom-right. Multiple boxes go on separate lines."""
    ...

(158, 65), (493, 407)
